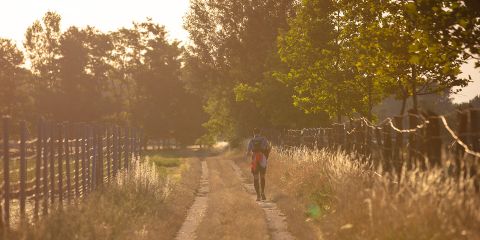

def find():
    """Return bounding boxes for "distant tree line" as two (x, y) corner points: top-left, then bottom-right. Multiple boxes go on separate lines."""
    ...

(0, 12), (206, 145)
(1, 0), (479, 145)
(184, 0), (479, 143)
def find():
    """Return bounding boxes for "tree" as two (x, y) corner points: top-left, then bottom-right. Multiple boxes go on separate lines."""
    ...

(278, 0), (362, 122)
(24, 11), (62, 117)
(428, 0), (480, 68)
(184, 0), (324, 143)
(57, 26), (116, 121)
(383, 0), (470, 112)
(109, 26), (142, 119)
(126, 20), (205, 144)
(0, 39), (30, 118)
(278, 0), (472, 121)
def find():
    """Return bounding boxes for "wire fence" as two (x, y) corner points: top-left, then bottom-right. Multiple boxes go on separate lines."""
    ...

(0, 117), (144, 228)
(279, 108), (480, 180)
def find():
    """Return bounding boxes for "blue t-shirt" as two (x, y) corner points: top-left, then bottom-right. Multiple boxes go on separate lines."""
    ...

(247, 135), (269, 153)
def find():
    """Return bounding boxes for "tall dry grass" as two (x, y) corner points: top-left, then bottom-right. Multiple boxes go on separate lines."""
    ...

(13, 159), (179, 240)
(270, 147), (480, 240)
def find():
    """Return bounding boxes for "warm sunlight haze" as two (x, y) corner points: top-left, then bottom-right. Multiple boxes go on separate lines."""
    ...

(0, 0), (190, 43)
(0, 0), (477, 103)
(0, 1), (479, 239)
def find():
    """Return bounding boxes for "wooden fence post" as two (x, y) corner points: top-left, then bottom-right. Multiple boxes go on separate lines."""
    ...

(49, 122), (55, 204)
(90, 125), (95, 191)
(113, 126), (118, 176)
(124, 127), (129, 170)
(118, 127), (123, 172)
(131, 128), (137, 161)
(96, 126), (104, 187)
(393, 116), (403, 173)
(365, 124), (372, 157)
(470, 109), (480, 152)
(137, 130), (141, 160)
(470, 109), (480, 190)
(81, 124), (87, 197)
(42, 122), (49, 215)
(360, 121), (366, 155)
(327, 128), (333, 149)
(74, 124), (80, 199)
(333, 126), (338, 147)
(426, 113), (442, 168)
(57, 124), (64, 207)
(468, 109), (479, 180)
(91, 126), (97, 191)
(408, 111), (418, 170)
(106, 126), (111, 182)
(418, 120), (427, 171)
(140, 129), (145, 159)
(354, 120), (361, 153)
(65, 124), (71, 204)
(136, 130), (140, 160)
(19, 121), (27, 221)
(34, 118), (43, 219)
(383, 124), (392, 171)
(2, 117), (11, 227)
(337, 124), (346, 149)
(85, 125), (91, 193)
(317, 129), (324, 149)
(299, 129), (305, 147)
(345, 121), (353, 151)
(374, 127), (383, 168)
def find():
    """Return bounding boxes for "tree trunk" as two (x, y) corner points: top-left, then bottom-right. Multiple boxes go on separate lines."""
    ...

(367, 76), (373, 121)
(400, 96), (407, 116)
(336, 93), (342, 123)
(411, 65), (418, 111)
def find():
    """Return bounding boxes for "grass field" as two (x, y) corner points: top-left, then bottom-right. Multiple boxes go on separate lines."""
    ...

(266, 147), (480, 240)
(6, 150), (202, 240)
(149, 155), (181, 168)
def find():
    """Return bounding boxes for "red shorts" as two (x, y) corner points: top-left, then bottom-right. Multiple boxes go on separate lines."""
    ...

(251, 152), (267, 174)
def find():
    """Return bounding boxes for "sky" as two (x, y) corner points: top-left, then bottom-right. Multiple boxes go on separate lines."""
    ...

(0, 0), (478, 103)
(0, 0), (190, 42)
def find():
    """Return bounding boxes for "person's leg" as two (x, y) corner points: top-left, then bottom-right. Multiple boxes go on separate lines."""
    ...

(252, 170), (261, 200)
(260, 167), (266, 200)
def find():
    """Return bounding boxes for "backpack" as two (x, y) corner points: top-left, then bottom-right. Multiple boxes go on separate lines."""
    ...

(251, 138), (264, 153)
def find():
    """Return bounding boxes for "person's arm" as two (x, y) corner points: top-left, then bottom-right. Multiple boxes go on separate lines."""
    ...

(246, 140), (252, 160)
(263, 138), (271, 158)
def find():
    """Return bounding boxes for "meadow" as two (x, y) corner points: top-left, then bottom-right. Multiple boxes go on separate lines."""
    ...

(6, 150), (201, 240)
(266, 147), (480, 240)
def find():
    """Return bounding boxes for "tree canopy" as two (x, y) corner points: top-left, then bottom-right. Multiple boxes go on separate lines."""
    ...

(1, 1), (478, 144)
(3, 12), (206, 145)
(184, 0), (329, 143)
(277, 0), (474, 121)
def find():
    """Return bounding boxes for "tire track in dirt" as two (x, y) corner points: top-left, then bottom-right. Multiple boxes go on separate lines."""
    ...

(194, 157), (270, 239)
(175, 160), (209, 240)
(230, 161), (295, 240)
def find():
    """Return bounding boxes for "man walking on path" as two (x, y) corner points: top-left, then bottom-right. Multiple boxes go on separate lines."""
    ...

(247, 128), (271, 201)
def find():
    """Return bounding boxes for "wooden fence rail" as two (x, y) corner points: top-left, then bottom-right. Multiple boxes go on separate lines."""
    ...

(0, 117), (144, 228)
(280, 108), (480, 178)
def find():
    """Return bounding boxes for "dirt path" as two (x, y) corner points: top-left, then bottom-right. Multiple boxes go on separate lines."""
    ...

(233, 154), (324, 240)
(175, 160), (210, 240)
(230, 161), (295, 240)
(195, 156), (270, 239)
(175, 155), (297, 240)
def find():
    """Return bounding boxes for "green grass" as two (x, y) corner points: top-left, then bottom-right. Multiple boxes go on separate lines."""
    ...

(149, 156), (181, 168)
(146, 153), (188, 182)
